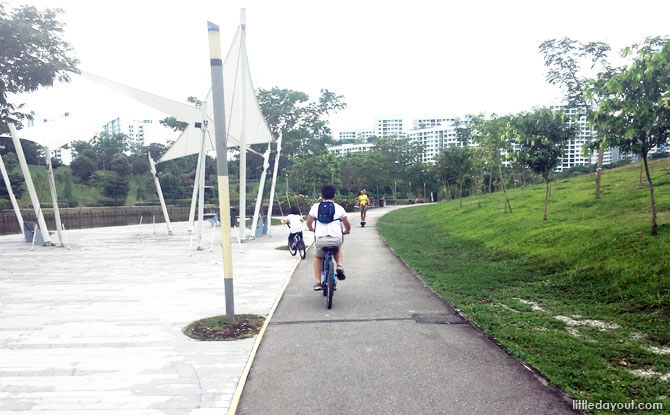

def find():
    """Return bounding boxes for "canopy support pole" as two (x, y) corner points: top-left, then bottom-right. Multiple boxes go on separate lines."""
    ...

(208, 19), (235, 321)
(0, 149), (24, 233)
(148, 154), (173, 235)
(250, 141), (271, 237)
(44, 146), (64, 246)
(8, 123), (50, 244)
(238, 21), (248, 242)
(266, 127), (283, 237)
(196, 125), (207, 250)
(188, 140), (203, 232)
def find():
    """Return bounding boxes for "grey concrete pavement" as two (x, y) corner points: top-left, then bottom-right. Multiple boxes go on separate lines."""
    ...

(237, 206), (575, 414)
(0, 221), (312, 414)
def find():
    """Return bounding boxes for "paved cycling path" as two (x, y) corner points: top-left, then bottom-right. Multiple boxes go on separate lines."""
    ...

(237, 206), (575, 414)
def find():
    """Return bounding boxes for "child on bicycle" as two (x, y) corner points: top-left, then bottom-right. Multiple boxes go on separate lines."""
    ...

(281, 206), (304, 249)
(306, 184), (351, 291)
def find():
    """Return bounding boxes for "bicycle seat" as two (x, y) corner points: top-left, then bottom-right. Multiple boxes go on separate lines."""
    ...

(322, 246), (339, 252)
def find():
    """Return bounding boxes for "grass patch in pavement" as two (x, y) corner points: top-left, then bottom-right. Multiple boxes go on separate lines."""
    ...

(183, 314), (265, 341)
(378, 159), (670, 414)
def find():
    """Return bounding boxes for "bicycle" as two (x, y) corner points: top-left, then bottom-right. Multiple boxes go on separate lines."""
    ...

(288, 231), (306, 259)
(320, 246), (338, 309)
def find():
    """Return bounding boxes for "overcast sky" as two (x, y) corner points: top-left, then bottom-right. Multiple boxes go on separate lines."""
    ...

(7, 0), (670, 137)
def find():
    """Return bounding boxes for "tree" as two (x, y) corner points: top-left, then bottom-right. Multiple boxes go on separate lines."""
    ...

(591, 37), (670, 235)
(108, 154), (131, 176)
(435, 146), (473, 208)
(55, 167), (75, 207)
(91, 133), (128, 171)
(159, 97), (202, 133)
(512, 108), (575, 220)
(539, 37), (611, 199)
(284, 153), (341, 197)
(0, 4), (78, 133)
(0, 137), (45, 165)
(257, 87), (346, 159)
(69, 140), (94, 158)
(100, 171), (129, 205)
(469, 115), (515, 212)
(70, 153), (97, 182)
(158, 172), (185, 201)
(131, 157), (150, 175)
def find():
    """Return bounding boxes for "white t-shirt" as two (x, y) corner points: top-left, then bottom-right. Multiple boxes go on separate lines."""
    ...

(309, 201), (346, 238)
(286, 214), (304, 234)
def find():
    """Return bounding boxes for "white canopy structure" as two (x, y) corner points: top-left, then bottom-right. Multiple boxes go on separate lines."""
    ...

(81, 11), (276, 245)
(158, 26), (273, 162)
(6, 115), (104, 247)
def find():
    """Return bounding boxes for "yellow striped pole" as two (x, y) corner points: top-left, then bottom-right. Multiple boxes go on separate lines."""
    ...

(207, 21), (235, 321)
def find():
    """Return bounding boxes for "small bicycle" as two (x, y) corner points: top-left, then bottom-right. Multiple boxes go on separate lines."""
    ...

(288, 231), (306, 259)
(320, 246), (338, 309)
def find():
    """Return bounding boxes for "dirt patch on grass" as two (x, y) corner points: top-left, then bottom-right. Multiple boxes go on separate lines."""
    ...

(183, 314), (265, 341)
(554, 315), (620, 331)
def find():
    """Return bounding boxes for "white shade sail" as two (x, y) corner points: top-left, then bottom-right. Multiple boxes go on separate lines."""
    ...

(159, 27), (273, 162)
(79, 26), (273, 164)
(9, 114), (104, 149)
(80, 71), (202, 124)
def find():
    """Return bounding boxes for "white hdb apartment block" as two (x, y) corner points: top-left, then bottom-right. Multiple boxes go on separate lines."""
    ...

(550, 105), (616, 171)
(376, 118), (404, 138)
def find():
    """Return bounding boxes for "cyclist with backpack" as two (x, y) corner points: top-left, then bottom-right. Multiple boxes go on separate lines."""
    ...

(306, 184), (351, 291)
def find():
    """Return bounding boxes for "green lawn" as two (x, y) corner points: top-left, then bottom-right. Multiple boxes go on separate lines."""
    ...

(379, 158), (670, 414)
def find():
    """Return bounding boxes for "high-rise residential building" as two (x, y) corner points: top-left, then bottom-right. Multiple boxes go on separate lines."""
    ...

(103, 118), (170, 148)
(338, 131), (358, 141)
(413, 117), (457, 130)
(407, 121), (475, 164)
(328, 142), (375, 156)
(406, 117), (480, 164)
(376, 118), (403, 138)
(357, 130), (375, 140)
(549, 105), (615, 171)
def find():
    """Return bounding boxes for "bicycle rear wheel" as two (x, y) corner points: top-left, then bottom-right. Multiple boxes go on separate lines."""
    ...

(322, 257), (328, 297)
(327, 260), (334, 309)
(299, 240), (306, 259)
(288, 239), (297, 256)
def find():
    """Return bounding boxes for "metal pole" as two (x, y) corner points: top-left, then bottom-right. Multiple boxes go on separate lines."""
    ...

(250, 141), (271, 236)
(197, 137), (206, 250)
(8, 123), (50, 244)
(238, 13), (248, 242)
(266, 128), (283, 237)
(44, 146), (64, 246)
(188, 131), (204, 232)
(148, 154), (173, 235)
(0, 149), (24, 233)
(208, 19), (235, 321)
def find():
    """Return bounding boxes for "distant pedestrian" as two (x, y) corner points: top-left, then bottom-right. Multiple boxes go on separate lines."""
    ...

(356, 188), (370, 227)
(23, 200), (28, 208)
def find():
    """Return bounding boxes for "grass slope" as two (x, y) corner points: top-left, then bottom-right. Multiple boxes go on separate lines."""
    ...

(379, 158), (669, 414)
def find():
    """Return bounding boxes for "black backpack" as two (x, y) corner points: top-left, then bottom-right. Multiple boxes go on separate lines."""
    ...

(317, 201), (339, 224)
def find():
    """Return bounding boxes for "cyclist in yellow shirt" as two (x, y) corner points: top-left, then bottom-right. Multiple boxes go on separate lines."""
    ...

(356, 188), (370, 227)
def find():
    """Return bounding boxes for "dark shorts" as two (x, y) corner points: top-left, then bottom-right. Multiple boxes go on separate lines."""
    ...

(288, 231), (303, 245)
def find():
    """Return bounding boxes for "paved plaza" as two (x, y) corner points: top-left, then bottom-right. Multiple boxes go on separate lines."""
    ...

(0, 220), (310, 414)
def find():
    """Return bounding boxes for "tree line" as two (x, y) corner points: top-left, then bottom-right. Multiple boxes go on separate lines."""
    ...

(0, 4), (668, 234)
